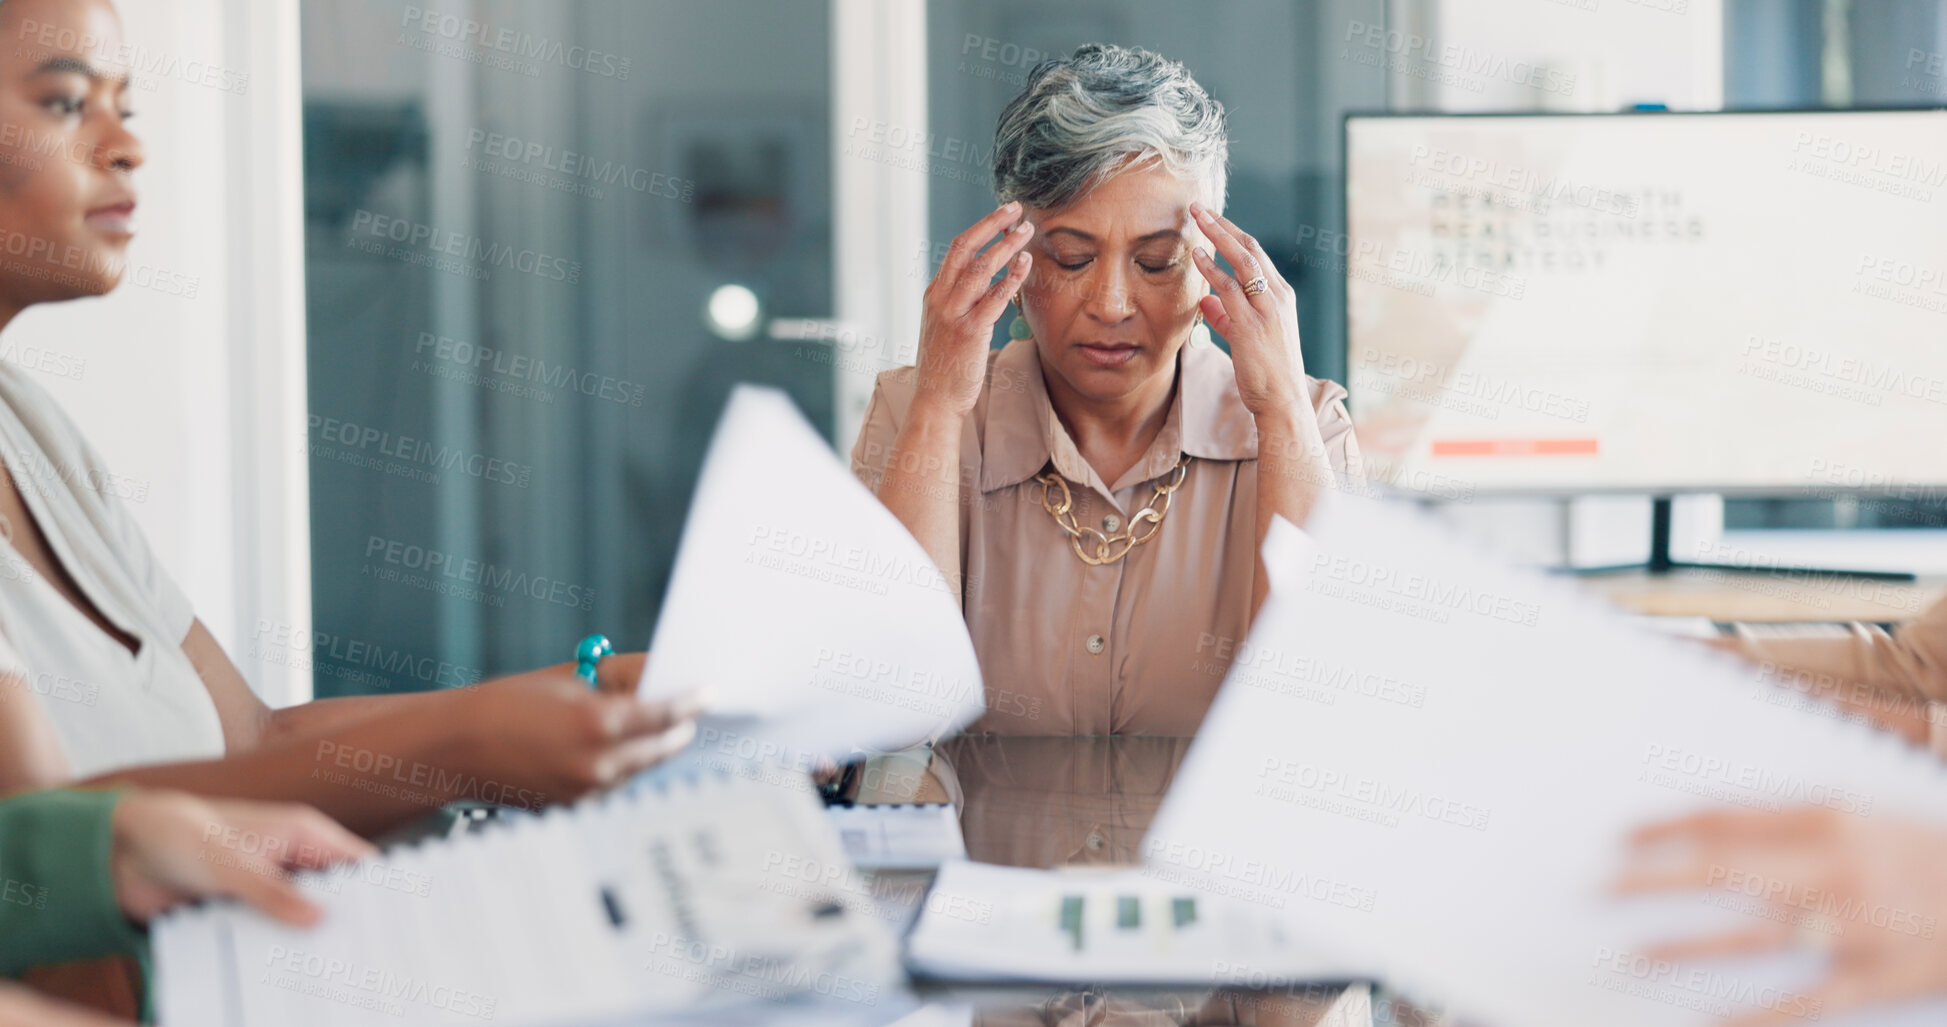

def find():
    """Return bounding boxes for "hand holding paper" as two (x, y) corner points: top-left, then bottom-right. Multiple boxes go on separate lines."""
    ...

(1147, 494), (1947, 1027)
(1617, 805), (1947, 1026)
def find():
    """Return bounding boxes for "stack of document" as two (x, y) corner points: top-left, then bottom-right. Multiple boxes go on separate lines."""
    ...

(904, 861), (1347, 986)
(826, 804), (966, 871)
(154, 769), (904, 1026)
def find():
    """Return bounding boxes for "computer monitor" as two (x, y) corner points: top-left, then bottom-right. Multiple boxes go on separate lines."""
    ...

(1342, 108), (1947, 499)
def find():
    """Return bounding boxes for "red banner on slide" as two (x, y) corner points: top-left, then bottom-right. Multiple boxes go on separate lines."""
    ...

(1431, 438), (1600, 457)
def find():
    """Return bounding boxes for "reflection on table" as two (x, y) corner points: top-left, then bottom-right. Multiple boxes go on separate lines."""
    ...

(937, 734), (1191, 869)
(856, 734), (1430, 1027)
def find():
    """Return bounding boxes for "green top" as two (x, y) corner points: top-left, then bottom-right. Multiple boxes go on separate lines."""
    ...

(0, 788), (148, 980)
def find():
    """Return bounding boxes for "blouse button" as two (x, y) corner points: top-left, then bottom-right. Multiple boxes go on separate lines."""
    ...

(1102, 513), (1121, 532)
(1085, 634), (1106, 655)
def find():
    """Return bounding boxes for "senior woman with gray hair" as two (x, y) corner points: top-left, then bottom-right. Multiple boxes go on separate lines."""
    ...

(851, 44), (1362, 736)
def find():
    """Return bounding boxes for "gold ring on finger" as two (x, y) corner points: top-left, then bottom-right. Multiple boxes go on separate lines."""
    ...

(1242, 276), (1269, 297)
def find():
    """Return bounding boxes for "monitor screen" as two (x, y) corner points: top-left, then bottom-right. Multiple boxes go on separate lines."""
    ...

(1343, 109), (1947, 497)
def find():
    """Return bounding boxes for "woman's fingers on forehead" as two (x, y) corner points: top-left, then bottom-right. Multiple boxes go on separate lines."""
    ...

(975, 201), (1024, 239)
(1211, 214), (1272, 279)
(969, 222), (1031, 292)
(1192, 245), (1256, 322)
(1194, 206), (1261, 281)
(1209, 213), (1292, 298)
(1189, 243), (1226, 284)
(1218, 214), (1278, 276)
(945, 203), (1024, 272)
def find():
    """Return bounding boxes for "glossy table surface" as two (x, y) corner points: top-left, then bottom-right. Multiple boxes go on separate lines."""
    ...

(419, 736), (1446, 1026)
(847, 734), (1444, 1027)
(1581, 567), (1945, 623)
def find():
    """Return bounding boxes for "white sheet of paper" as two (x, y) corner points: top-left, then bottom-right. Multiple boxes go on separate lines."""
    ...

(1146, 496), (1947, 1027)
(827, 804), (966, 870)
(905, 861), (1345, 986)
(639, 385), (986, 764)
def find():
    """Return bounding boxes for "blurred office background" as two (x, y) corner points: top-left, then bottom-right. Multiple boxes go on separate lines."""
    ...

(11, 0), (1944, 705)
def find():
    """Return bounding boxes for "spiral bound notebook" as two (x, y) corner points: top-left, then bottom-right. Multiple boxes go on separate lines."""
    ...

(153, 768), (904, 1026)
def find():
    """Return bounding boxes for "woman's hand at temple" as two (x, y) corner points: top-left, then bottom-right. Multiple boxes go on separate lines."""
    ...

(110, 791), (374, 927)
(1616, 805), (1947, 1025)
(1187, 202), (1310, 420)
(913, 201), (1036, 417)
(871, 201), (1034, 604)
(1187, 201), (1335, 613)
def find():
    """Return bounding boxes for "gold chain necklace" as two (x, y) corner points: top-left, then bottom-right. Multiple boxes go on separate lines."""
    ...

(1034, 455), (1192, 566)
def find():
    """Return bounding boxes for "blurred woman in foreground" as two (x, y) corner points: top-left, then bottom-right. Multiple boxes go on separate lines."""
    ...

(0, 0), (700, 838)
(0, 0), (699, 1013)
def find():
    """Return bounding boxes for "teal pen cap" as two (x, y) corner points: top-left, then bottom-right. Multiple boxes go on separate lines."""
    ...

(575, 633), (613, 688)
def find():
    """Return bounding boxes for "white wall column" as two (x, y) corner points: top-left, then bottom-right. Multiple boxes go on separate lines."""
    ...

(831, 0), (929, 455)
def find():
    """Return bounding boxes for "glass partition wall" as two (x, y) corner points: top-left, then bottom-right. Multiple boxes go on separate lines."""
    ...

(300, 1), (833, 693)
(297, 0), (1388, 695)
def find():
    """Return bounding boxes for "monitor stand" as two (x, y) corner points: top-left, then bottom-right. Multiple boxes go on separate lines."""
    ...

(1569, 497), (1915, 582)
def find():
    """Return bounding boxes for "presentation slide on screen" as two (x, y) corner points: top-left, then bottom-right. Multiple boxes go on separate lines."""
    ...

(1345, 111), (1947, 496)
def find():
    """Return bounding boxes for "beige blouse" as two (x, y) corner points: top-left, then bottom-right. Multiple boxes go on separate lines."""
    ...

(850, 337), (1362, 736)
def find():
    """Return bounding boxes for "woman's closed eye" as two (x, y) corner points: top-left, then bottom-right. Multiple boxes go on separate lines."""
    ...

(1051, 255), (1179, 273)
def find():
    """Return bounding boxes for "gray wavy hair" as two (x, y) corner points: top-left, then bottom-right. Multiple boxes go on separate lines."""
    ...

(991, 43), (1228, 214)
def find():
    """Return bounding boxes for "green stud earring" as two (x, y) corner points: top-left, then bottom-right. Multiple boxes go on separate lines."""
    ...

(1009, 293), (1032, 340)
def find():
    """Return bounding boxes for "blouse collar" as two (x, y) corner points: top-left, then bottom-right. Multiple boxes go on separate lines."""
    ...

(978, 336), (1258, 498)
